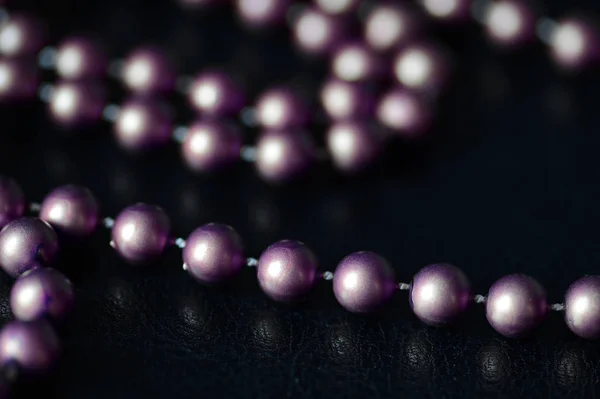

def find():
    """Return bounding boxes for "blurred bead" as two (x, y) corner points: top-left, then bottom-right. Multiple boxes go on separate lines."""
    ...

(187, 71), (245, 117)
(39, 185), (99, 239)
(0, 58), (38, 102)
(0, 320), (60, 374)
(0, 218), (59, 278)
(0, 176), (25, 229)
(549, 18), (600, 72)
(255, 88), (308, 129)
(10, 268), (75, 322)
(181, 120), (242, 172)
(320, 79), (373, 121)
(178, 0), (225, 8)
(486, 274), (547, 338)
(422, 0), (471, 23)
(257, 240), (318, 302)
(111, 203), (171, 264)
(55, 36), (106, 80)
(376, 88), (432, 137)
(255, 130), (316, 183)
(409, 263), (471, 326)
(364, 4), (421, 52)
(331, 42), (383, 82)
(122, 47), (175, 94)
(114, 98), (172, 151)
(236, 0), (289, 27)
(0, 14), (44, 57)
(333, 251), (396, 313)
(183, 223), (245, 284)
(393, 42), (451, 93)
(292, 8), (345, 55)
(483, 0), (536, 48)
(48, 81), (105, 128)
(326, 121), (381, 173)
(564, 276), (600, 339)
(315, 0), (360, 15)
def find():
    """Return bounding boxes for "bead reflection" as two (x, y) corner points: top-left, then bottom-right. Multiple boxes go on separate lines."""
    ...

(178, 295), (213, 339)
(553, 344), (593, 393)
(325, 322), (362, 365)
(402, 333), (433, 381)
(252, 311), (288, 352)
(478, 341), (512, 390)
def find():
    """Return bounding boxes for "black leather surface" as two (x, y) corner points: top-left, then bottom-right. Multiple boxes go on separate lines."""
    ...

(2, 0), (600, 397)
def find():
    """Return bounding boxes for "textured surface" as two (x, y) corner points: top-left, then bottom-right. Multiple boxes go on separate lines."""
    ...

(1, 0), (600, 397)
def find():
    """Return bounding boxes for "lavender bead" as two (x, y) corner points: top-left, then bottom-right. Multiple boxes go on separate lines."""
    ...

(55, 36), (107, 80)
(114, 98), (172, 151)
(255, 88), (308, 129)
(564, 276), (600, 339)
(393, 42), (451, 93)
(376, 88), (432, 137)
(236, 0), (289, 27)
(39, 185), (99, 239)
(257, 240), (318, 302)
(364, 4), (421, 52)
(183, 223), (244, 284)
(315, 0), (360, 15)
(409, 263), (471, 326)
(181, 120), (242, 172)
(122, 47), (175, 94)
(10, 268), (75, 322)
(326, 121), (381, 173)
(549, 18), (600, 72)
(0, 14), (45, 57)
(0, 59), (38, 102)
(49, 81), (105, 128)
(292, 8), (345, 55)
(0, 218), (59, 277)
(333, 251), (396, 313)
(483, 0), (536, 48)
(187, 71), (245, 117)
(0, 176), (25, 229)
(0, 320), (60, 374)
(111, 203), (171, 264)
(331, 42), (384, 82)
(486, 274), (548, 338)
(255, 130), (316, 183)
(320, 79), (372, 121)
(422, 0), (471, 23)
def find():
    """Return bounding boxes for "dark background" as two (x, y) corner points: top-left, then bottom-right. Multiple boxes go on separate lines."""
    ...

(1, 0), (600, 397)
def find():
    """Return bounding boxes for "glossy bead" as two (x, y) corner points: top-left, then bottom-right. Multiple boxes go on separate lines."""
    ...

(548, 18), (600, 72)
(483, 0), (536, 48)
(326, 121), (381, 173)
(292, 8), (345, 55)
(393, 43), (451, 93)
(0, 218), (59, 277)
(331, 42), (383, 82)
(187, 71), (245, 117)
(0, 14), (44, 57)
(111, 203), (171, 264)
(122, 47), (175, 94)
(422, 0), (471, 23)
(320, 79), (373, 121)
(255, 88), (308, 129)
(376, 89), (432, 137)
(0, 320), (60, 374)
(486, 274), (548, 338)
(333, 251), (396, 313)
(315, 0), (359, 15)
(182, 120), (242, 172)
(48, 81), (105, 128)
(255, 130), (315, 183)
(39, 185), (99, 239)
(10, 268), (75, 322)
(364, 4), (420, 52)
(564, 276), (600, 339)
(114, 98), (172, 151)
(184, 223), (245, 284)
(236, 0), (289, 27)
(0, 58), (38, 102)
(0, 176), (25, 229)
(409, 263), (471, 326)
(257, 240), (318, 302)
(55, 36), (106, 80)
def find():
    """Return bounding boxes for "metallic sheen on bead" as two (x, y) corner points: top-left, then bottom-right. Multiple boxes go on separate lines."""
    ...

(55, 36), (106, 80)
(376, 88), (431, 137)
(49, 81), (105, 128)
(255, 88), (308, 129)
(485, 274), (548, 338)
(39, 185), (99, 239)
(483, 0), (536, 48)
(0, 14), (44, 57)
(326, 121), (381, 173)
(333, 251), (396, 313)
(0, 320), (60, 374)
(320, 79), (372, 121)
(364, 4), (420, 52)
(183, 223), (245, 284)
(236, 0), (289, 27)
(315, 0), (359, 15)
(422, 0), (471, 23)
(111, 203), (171, 264)
(114, 98), (173, 151)
(0, 218), (59, 277)
(182, 120), (242, 172)
(0, 176), (25, 229)
(549, 18), (600, 71)
(255, 130), (316, 183)
(10, 268), (75, 322)
(564, 276), (600, 339)
(331, 42), (383, 82)
(187, 71), (245, 117)
(292, 8), (345, 55)
(393, 43), (451, 93)
(122, 47), (175, 94)
(409, 263), (471, 326)
(0, 58), (38, 102)
(257, 240), (318, 302)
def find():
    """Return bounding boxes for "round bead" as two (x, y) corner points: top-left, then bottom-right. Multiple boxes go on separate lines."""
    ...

(255, 88), (308, 130)
(187, 71), (245, 117)
(485, 274), (548, 338)
(55, 36), (107, 80)
(331, 42), (383, 82)
(364, 4), (420, 52)
(122, 47), (175, 94)
(257, 240), (318, 302)
(315, 0), (359, 15)
(0, 176), (26, 229)
(183, 223), (245, 284)
(0, 58), (38, 102)
(320, 79), (373, 121)
(326, 121), (381, 173)
(483, 0), (536, 48)
(10, 268), (75, 322)
(0, 14), (44, 57)
(409, 263), (471, 326)
(549, 18), (600, 72)
(114, 98), (173, 151)
(39, 185), (99, 239)
(178, 0), (225, 9)
(48, 81), (105, 128)
(393, 43), (451, 93)
(376, 88), (432, 137)
(236, 0), (289, 27)
(181, 120), (242, 172)
(292, 8), (345, 55)
(564, 276), (600, 339)
(0, 218), (59, 277)
(111, 204), (171, 264)
(333, 251), (396, 314)
(0, 320), (60, 374)
(255, 130), (316, 183)
(422, 0), (471, 23)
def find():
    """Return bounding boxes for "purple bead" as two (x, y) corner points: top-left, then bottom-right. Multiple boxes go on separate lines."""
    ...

(485, 274), (548, 338)
(121, 47), (175, 94)
(333, 251), (396, 314)
(393, 42), (451, 93)
(187, 71), (245, 117)
(549, 18), (600, 72)
(255, 88), (308, 130)
(364, 4), (421, 52)
(331, 42), (384, 82)
(0, 218), (59, 278)
(483, 0), (536, 48)
(0, 176), (25, 229)
(48, 81), (105, 128)
(564, 276), (600, 339)
(111, 203), (171, 264)
(55, 36), (107, 80)
(178, 0), (225, 9)
(422, 0), (471, 23)
(292, 8), (345, 55)
(315, 0), (360, 15)
(0, 14), (45, 57)
(320, 79), (373, 121)
(39, 185), (99, 239)
(114, 98), (173, 151)
(0, 58), (38, 102)
(235, 0), (290, 27)
(181, 120), (242, 172)
(10, 268), (75, 322)
(409, 263), (471, 326)
(326, 121), (381, 173)
(255, 130), (316, 183)
(183, 223), (245, 284)
(257, 240), (318, 302)
(0, 320), (60, 374)
(376, 88), (432, 137)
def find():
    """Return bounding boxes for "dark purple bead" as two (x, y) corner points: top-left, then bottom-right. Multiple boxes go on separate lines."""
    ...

(0, 14), (45, 57)
(257, 240), (318, 302)
(333, 251), (396, 313)
(111, 203), (171, 264)
(364, 4), (421, 52)
(0, 59), (38, 102)
(331, 42), (384, 82)
(393, 42), (452, 93)
(320, 79), (373, 121)
(255, 130), (316, 183)
(0, 320), (60, 374)
(549, 18), (600, 72)
(10, 268), (75, 322)
(326, 121), (381, 173)
(0, 218), (59, 277)
(483, 0), (536, 48)
(564, 276), (600, 339)
(486, 274), (548, 338)
(315, 0), (360, 15)
(422, 0), (472, 23)
(187, 71), (245, 117)
(48, 81), (105, 128)
(122, 47), (175, 94)
(292, 8), (345, 55)
(376, 88), (432, 137)
(55, 36), (107, 80)
(255, 88), (308, 129)
(181, 120), (242, 172)
(39, 185), (99, 239)
(114, 98), (173, 151)
(235, 0), (290, 27)
(0, 176), (25, 229)
(409, 263), (471, 326)
(183, 223), (245, 284)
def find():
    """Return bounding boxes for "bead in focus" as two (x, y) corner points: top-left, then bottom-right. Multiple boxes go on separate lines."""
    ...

(255, 88), (308, 129)
(320, 79), (373, 121)
(422, 0), (472, 23)
(255, 130), (316, 183)
(235, 0), (289, 27)
(0, 58), (38, 102)
(331, 42), (384, 82)
(548, 17), (600, 72)
(0, 176), (25, 229)
(393, 42), (451, 93)
(564, 275), (600, 339)
(363, 4), (421, 52)
(326, 121), (381, 173)
(376, 88), (432, 137)
(181, 120), (242, 172)
(114, 98), (173, 151)
(39, 185), (99, 239)
(292, 8), (345, 55)
(0, 320), (60, 374)
(0, 13), (45, 57)
(187, 71), (245, 117)
(55, 36), (107, 80)
(49, 81), (105, 128)
(121, 47), (175, 94)
(483, 0), (536, 48)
